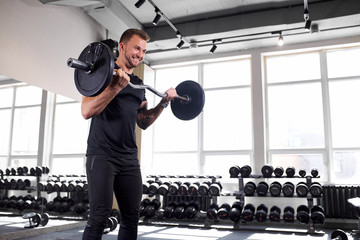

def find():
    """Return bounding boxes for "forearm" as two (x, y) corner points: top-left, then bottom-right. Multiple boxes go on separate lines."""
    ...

(137, 100), (168, 130)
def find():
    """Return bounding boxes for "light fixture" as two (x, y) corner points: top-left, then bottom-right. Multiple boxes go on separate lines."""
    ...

(210, 44), (217, 54)
(152, 8), (161, 26)
(176, 39), (185, 49)
(305, 19), (312, 31)
(303, 0), (311, 31)
(135, 0), (145, 9)
(278, 32), (284, 46)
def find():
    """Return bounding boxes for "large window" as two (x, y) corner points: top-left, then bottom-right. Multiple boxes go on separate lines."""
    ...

(265, 46), (360, 184)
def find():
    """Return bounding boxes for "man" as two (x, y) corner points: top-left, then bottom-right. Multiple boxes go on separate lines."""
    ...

(81, 28), (177, 240)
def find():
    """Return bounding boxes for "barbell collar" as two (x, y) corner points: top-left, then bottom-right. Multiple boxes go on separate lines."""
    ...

(67, 58), (93, 73)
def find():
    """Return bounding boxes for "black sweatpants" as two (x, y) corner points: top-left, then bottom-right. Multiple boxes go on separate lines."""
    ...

(82, 155), (143, 240)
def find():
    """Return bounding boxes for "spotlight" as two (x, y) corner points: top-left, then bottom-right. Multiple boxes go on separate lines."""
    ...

(278, 33), (284, 46)
(176, 39), (185, 49)
(305, 19), (312, 31)
(210, 44), (217, 54)
(135, 0), (145, 9)
(152, 9), (161, 26)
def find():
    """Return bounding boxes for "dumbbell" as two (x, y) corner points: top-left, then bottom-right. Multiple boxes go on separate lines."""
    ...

(269, 206), (281, 222)
(111, 208), (121, 223)
(206, 203), (220, 220)
(140, 199), (151, 217)
(143, 199), (161, 218)
(274, 166), (284, 177)
(198, 181), (211, 196)
(174, 202), (188, 219)
(209, 181), (223, 196)
(244, 181), (256, 196)
(22, 212), (49, 228)
(256, 181), (269, 196)
(217, 203), (231, 219)
(331, 229), (348, 240)
(29, 166), (43, 176)
(17, 179), (31, 190)
(255, 204), (268, 222)
(163, 202), (177, 218)
(269, 181), (282, 196)
(298, 168), (307, 177)
(229, 165), (241, 178)
(240, 165), (252, 177)
(311, 205), (325, 224)
(296, 205), (310, 224)
(188, 182), (200, 196)
(309, 182), (323, 197)
(311, 168), (319, 178)
(282, 182), (295, 197)
(261, 164), (274, 178)
(179, 182), (191, 196)
(184, 202), (199, 219)
(103, 216), (118, 234)
(148, 180), (162, 196)
(229, 201), (242, 222)
(283, 206), (295, 222)
(285, 166), (296, 177)
(241, 203), (255, 222)
(296, 182), (309, 197)
(142, 180), (154, 194)
(168, 181), (182, 195)
(158, 181), (171, 196)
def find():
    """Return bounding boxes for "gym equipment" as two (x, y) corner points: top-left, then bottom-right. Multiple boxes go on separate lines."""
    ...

(282, 182), (295, 197)
(274, 166), (284, 177)
(309, 182), (323, 197)
(229, 165), (241, 178)
(158, 182), (171, 196)
(269, 181), (282, 197)
(188, 182), (200, 196)
(209, 181), (222, 196)
(103, 216), (118, 234)
(198, 181), (211, 196)
(184, 202), (200, 219)
(242, 203), (255, 222)
(331, 229), (348, 240)
(163, 202), (177, 218)
(255, 204), (268, 222)
(269, 206), (281, 222)
(240, 165), (252, 177)
(261, 164), (274, 177)
(22, 212), (49, 228)
(296, 182), (309, 197)
(311, 168), (319, 178)
(148, 180), (162, 196)
(140, 199), (151, 217)
(296, 205), (310, 224)
(217, 203), (231, 219)
(285, 166), (296, 177)
(67, 42), (205, 121)
(206, 203), (219, 220)
(256, 181), (269, 196)
(229, 202), (242, 222)
(174, 202), (187, 219)
(311, 205), (325, 224)
(299, 168), (307, 177)
(244, 181), (256, 196)
(168, 181), (181, 195)
(283, 206), (295, 222)
(179, 182), (191, 196)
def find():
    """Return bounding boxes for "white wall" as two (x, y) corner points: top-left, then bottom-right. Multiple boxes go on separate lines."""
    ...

(0, 0), (106, 101)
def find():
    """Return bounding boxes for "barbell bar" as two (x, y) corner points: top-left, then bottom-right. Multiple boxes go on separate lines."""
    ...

(67, 42), (205, 120)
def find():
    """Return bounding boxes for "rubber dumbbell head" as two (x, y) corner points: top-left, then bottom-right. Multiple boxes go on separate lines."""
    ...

(255, 204), (268, 222)
(274, 166), (284, 177)
(269, 181), (282, 197)
(282, 182), (295, 197)
(311, 168), (319, 178)
(242, 203), (255, 222)
(311, 205), (325, 224)
(283, 206), (295, 222)
(229, 202), (242, 222)
(269, 205), (281, 222)
(261, 164), (274, 178)
(296, 182), (309, 197)
(296, 205), (310, 224)
(244, 181), (256, 196)
(285, 166), (296, 177)
(217, 203), (231, 219)
(256, 181), (269, 196)
(240, 165), (252, 177)
(299, 168), (307, 177)
(229, 165), (241, 178)
(309, 182), (323, 197)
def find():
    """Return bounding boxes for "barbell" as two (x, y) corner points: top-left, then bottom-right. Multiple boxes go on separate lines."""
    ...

(67, 41), (205, 121)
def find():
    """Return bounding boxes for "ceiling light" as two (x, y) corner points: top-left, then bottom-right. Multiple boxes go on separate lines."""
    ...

(305, 19), (312, 31)
(278, 33), (284, 46)
(209, 44), (217, 54)
(135, 0), (145, 9)
(152, 9), (161, 25)
(176, 39), (185, 49)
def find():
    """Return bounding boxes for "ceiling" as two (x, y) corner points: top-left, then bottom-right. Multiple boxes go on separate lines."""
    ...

(40, 0), (360, 65)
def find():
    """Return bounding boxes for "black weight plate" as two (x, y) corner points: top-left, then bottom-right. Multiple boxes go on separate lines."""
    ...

(171, 80), (205, 120)
(331, 229), (348, 240)
(41, 213), (49, 226)
(74, 42), (114, 97)
(32, 213), (41, 227)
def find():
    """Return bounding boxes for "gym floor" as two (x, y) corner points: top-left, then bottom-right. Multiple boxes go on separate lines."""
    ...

(0, 215), (342, 240)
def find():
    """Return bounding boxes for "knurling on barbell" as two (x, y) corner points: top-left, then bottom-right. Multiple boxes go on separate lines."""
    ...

(67, 42), (205, 121)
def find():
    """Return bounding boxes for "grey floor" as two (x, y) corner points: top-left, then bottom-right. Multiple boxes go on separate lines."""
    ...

(0, 214), (349, 240)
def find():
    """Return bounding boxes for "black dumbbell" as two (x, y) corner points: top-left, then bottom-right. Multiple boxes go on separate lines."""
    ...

(103, 216), (118, 234)
(217, 203), (231, 220)
(296, 182), (309, 197)
(184, 202), (199, 219)
(209, 181), (222, 196)
(240, 165), (252, 177)
(163, 202), (177, 218)
(285, 166), (296, 177)
(261, 164), (274, 178)
(311, 168), (319, 178)
(23, 212), (49, 228)
(143, 199), (161, 218)
(283, 206), (295, 222)
(142, 180), (154, 194)
(158, 181), (171, 196)
(331, 229), (348, 240)
(269, 206), (281, 222)
(140, 199), (151, 217)
(229, 201), (242, 222)
(244, 181), (256, 196)
(148, 180), (162, 196)
(269, 181), (282, 196)
(229, 165), (241, 178)
(255, 204), (268, 222)
(309, 182), (323, 197)
(296, 205), (310, 224)
(311, 205), (325, 224)
(241, 203), (255, 222)
(179, 182), (191, 196)
(256, 181), (269, 196)
(173, 202), (187, 219)
(282, 182), (295, 197)
(298, 168), (307, 177)
(198, 181), (211, 196)
(206, 203), (219, 220)
(274, 166), (284, 177)
(168, 181), (182, 195)
(188, 182), (200, 196)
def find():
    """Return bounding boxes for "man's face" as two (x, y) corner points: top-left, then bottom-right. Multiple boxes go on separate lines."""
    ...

(120, 35), (147, 68)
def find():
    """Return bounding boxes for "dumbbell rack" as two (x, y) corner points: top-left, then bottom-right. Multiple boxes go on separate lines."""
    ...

(233, 174), (323, 235)
(141, 175), (221, 228)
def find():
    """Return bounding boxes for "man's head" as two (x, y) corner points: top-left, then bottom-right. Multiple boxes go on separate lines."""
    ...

(118, 29), (150, 70)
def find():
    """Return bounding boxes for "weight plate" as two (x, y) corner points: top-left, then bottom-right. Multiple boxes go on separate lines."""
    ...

(74, 42), (114, 97)
(41, 213), (49, 226)
(331, 229), (348, 240)
(32, 213), (41, 227)
(171, 80), (205, 120)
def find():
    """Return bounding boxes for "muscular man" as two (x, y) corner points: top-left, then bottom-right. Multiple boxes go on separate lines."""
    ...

(81, 28), (177, 240)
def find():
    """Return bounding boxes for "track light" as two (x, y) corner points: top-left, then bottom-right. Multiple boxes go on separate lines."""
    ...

(305, 19), (312, 31)
(135, 0), (145, 9)
(152, 9), (161, 26)
(278, 32), (284, 46)
(176, 39), (185, 49)
(209, 44), (217, 54)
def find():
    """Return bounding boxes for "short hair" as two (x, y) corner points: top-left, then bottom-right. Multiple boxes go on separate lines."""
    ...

(119, 28), (150, 43)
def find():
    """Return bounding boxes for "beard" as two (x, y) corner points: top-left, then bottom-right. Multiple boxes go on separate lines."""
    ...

(124, 51), (141, 69)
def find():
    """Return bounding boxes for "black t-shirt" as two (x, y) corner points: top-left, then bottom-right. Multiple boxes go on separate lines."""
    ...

(86, 70), (146, 164)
